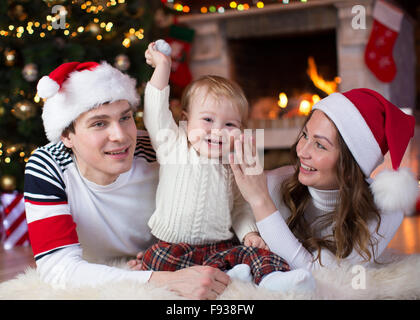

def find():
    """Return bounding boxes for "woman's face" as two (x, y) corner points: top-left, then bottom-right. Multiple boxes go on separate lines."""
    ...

(296, 110), (340, 190)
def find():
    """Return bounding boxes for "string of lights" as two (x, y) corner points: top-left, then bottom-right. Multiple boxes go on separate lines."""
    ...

(161, 0), (309, 14)
(0, 0), (157, 190)
(0, 0), (144, 48)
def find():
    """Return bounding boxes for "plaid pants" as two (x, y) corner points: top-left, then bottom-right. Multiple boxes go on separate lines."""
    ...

(140, 239), (290, 284)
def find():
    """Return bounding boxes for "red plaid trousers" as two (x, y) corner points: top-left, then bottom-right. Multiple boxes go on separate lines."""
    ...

(140, 239), (290, 284)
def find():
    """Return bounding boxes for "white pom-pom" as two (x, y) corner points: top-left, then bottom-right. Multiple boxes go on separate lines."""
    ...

(155, 39), (172, 56)
(370, 168), (418, 215)
(37, 76), (60, 99)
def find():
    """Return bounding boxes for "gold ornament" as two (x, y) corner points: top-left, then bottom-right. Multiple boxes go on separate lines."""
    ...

(114, 54), (130, 71)
(22, 63), (39, 82)
(12, 100), (37, 120)
(4, 49), (16, 67)
(0, 175), (17, 192)
(86, 22), (100, 35)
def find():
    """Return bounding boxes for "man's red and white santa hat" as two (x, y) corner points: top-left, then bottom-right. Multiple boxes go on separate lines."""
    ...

(37, 61), (140, 143)
(312, 88), (418, 214)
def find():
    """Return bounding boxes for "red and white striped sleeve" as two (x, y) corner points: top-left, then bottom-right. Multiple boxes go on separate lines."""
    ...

(24, 144), (79, 260)
(23, 143), (153, 288)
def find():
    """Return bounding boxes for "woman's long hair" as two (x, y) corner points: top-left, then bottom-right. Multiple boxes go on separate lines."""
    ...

(281, 111), (382, 265)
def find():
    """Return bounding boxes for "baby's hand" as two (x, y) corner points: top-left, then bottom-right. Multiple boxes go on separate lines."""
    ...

(127, 251), (144, 270)
(155, 39), (172, 56)
(145, 41), (171, 69)
(243, 232), (268, 250)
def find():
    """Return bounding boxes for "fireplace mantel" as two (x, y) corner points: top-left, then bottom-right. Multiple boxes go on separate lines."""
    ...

(177, 0), (347, 24)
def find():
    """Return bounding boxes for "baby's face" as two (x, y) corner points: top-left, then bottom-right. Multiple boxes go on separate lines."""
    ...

(185, 89), (242, 159)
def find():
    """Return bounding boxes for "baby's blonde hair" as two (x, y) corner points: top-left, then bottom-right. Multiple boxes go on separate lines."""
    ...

(180, 75), (249, 126)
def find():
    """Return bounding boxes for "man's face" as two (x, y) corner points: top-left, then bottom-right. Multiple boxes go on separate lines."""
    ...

(61, 100), (137, 185)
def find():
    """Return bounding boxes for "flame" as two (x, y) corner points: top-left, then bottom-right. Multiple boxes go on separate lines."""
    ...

(312, 94), (320, 104)
(299, 100), (311, 116)
(296, 94), (322, 116)
(278, 92), (288, 108)
(307, 56), (339, 95)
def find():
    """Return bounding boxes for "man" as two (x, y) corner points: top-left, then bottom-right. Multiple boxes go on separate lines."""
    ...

(24, 61), (229, 299)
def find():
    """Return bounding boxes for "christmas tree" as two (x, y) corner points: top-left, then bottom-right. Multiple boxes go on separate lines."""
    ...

(0, 0), (164, 191)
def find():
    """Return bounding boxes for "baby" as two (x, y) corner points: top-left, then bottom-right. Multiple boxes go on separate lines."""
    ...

(138, 40), (315, 293)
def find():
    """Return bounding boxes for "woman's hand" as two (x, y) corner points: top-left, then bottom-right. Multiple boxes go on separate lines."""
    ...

(229, 133), (277, 221)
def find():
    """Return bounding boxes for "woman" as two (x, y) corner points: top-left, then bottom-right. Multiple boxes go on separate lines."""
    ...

(230, 88), (418, 271)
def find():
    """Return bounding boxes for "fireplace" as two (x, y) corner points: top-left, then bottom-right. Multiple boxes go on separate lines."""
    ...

(179, 0), (415, 111)
(228, 30), (338, 117)
(177, 0), (418, 170)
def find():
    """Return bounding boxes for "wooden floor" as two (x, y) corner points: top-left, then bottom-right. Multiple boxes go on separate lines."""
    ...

(387, 214), (420, 255)
(1, 215), (420, 283)
(0, 246), (35, 283)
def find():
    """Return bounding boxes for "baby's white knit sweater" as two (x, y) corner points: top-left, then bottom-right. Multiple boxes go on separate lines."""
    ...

(144, 83), (258, 244)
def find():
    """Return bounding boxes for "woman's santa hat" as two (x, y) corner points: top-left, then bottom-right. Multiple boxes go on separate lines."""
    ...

(37, 61), (140, 143)
(312, 88), (418, 214)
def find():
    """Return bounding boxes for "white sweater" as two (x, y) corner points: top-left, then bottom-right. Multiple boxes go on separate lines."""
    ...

(257, 166), (404, 271)
(144, 83), (258, 244)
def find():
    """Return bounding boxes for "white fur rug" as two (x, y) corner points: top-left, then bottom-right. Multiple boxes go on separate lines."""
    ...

(1, 249), (419, 300)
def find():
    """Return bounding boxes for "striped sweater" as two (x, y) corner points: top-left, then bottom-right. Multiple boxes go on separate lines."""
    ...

(23, 131), (159, 288)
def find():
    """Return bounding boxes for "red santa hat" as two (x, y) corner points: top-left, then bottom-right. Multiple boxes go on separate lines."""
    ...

(37, 61), (140, 143)
(312, 88), (418, 214)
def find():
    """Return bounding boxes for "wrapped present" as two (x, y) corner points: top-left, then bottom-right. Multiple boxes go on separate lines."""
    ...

(0, 191), (30, 249)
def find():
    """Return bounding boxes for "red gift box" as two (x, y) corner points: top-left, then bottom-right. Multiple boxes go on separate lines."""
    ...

(0, 191), (30, 249)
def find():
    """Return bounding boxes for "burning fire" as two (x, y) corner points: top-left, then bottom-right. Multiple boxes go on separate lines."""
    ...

(307, 56), (340, 95)
(299, 94), (321, 116)
(275, 57), (340, 117)
(278, 92), (288, 108)
(297, 57), (340, 115)
(276, 92), (322, 117)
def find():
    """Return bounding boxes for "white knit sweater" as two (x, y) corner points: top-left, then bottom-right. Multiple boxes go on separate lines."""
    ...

(144, 83), (257, 244)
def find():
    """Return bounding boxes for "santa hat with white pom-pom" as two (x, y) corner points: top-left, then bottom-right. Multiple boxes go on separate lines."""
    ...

(312, 88), (417, 215)
(37, 61), (139, 143)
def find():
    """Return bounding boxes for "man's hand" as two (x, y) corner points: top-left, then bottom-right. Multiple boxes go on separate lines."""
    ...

(148, 266), (231, 300)
(243, 232), (268, 250)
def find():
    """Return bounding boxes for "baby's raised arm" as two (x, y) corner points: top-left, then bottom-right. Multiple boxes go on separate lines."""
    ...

(145, 40), (172, 90)
(144, 40), (179, 159)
